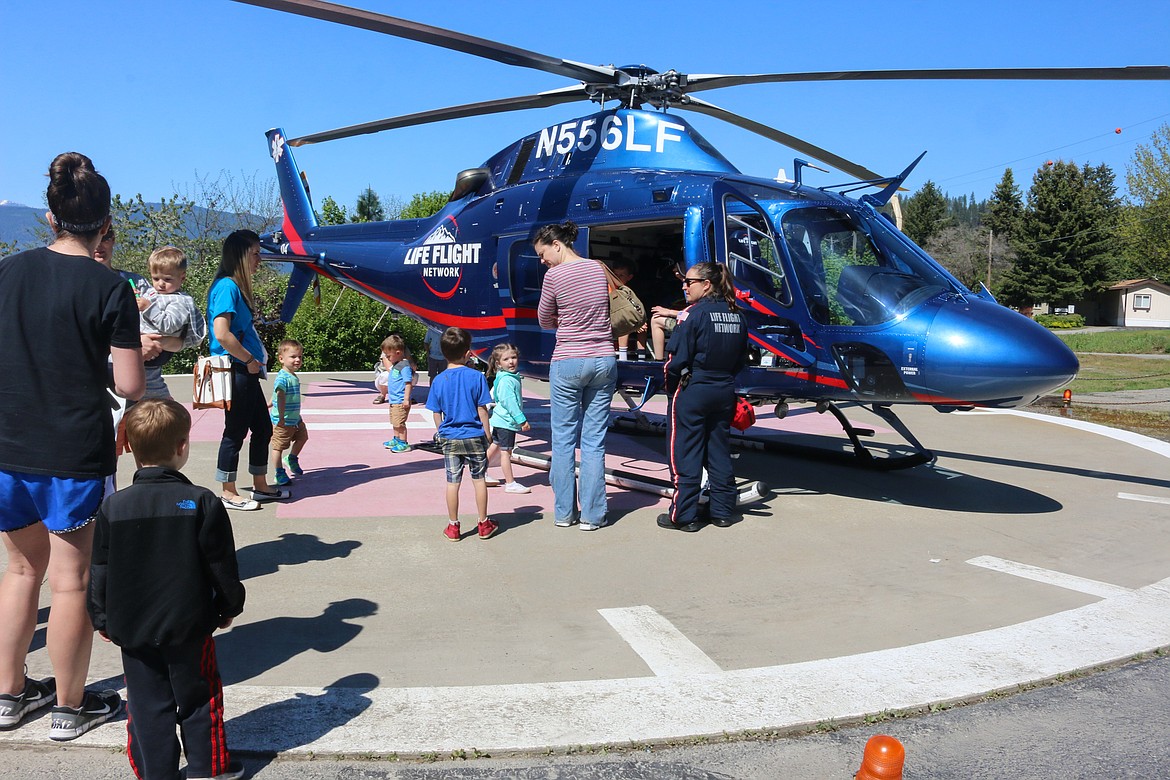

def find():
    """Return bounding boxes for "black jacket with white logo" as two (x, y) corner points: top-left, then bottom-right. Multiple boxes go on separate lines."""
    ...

(89, 467), (245, 648)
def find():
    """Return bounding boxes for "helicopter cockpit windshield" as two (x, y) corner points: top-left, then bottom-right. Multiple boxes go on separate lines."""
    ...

(779, 205), (957, 327)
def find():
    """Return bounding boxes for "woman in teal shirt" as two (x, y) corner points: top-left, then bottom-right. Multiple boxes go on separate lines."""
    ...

(208, 230), (287, 511)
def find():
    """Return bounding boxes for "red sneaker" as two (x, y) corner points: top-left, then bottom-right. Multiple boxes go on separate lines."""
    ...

(478, 519), (498, 540)
(443, 522), (460, 542)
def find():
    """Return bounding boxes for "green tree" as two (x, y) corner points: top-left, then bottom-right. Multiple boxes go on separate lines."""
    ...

(284, 284), (426, 371)
(397, 190), (448, 219)
(983, 168), (1024, 240)
(1120, 123), (1170, 279)
(902, 180), (951, 245)
(108, 175), (281, 373)
(353, 187), (385, 222)
(319, 195), (348, 225)
(998, 160), (1121, 307)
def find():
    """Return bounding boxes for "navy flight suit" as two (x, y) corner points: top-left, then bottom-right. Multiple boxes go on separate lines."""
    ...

(663, 296), (748, 527)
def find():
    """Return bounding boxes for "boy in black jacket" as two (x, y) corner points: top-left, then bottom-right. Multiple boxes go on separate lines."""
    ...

(88, 399), (246, 780)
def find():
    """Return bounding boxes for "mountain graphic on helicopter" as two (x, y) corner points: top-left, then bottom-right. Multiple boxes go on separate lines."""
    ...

(239, 0), (1169, 470)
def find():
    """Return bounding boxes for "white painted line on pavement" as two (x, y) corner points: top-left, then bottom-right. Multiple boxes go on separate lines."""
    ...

(967, 555), (1132, 599)
(1118, 492), (1170, 505)
(23, 575), (1170, 755)
(969, 409), (1170, 459)
(598, 605), (723, 677)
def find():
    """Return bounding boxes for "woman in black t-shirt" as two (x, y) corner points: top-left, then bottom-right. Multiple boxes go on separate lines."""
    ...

(0, 153), (144, 738)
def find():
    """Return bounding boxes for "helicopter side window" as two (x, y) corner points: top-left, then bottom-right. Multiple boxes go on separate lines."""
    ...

(722, 198), (791, 306)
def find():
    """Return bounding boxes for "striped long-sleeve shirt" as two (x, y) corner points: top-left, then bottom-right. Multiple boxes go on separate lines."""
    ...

(537, 258), (613, 361)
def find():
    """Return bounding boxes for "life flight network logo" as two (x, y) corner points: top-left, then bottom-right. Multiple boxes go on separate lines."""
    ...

(404, 216), (482, 299)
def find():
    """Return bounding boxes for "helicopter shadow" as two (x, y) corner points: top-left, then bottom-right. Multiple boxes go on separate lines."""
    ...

(216, 598), (378, 686)
(226, 672), (379, 772)
(729, 433), (1065, 514)
(235, 533), (362, 581)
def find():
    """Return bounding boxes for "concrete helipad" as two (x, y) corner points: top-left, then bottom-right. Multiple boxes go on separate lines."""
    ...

(2, 370), (1169, 757)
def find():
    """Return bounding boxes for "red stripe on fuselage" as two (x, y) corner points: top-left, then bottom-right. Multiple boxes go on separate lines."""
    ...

(281, 209), (306, 256)
(341, 271), (506, 330)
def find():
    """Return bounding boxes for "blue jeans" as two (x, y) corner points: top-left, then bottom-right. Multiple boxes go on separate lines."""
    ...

(548, 356), (616, 524)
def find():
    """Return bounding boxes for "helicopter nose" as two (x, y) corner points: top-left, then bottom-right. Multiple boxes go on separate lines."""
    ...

(923, 298), (1079, 407)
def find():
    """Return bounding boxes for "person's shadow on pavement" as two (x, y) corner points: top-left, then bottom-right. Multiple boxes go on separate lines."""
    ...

(225, 672), (379, 773)
(235, 533), (361, 580)
(215, 598), (378, 685)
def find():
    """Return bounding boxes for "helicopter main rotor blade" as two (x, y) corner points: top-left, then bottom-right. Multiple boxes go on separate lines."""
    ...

(233, 0), (616, 84)
(685, 65), (1170, 93)
(288, 86), (590, 146)
(678, 96), (882, 181)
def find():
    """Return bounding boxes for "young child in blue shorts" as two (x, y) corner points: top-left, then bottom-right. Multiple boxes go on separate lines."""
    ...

(425, 327), (497, 541)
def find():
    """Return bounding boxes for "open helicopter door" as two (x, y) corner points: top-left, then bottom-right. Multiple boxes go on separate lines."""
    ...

(710, 181), (814, 368)
(495, 227), (588, 371)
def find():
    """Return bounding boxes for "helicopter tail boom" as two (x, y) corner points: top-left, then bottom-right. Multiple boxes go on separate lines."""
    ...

(266, 128), (318, 251)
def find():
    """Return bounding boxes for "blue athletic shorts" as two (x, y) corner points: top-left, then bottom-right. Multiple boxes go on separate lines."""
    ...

(0, 469), (105, 534)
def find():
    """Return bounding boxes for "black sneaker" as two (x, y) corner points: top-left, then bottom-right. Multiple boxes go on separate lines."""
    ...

(0, 676), (56, 729)
(48, 689), (121, 741)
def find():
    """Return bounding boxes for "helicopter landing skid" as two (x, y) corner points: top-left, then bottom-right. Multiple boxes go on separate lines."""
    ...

(731, 400), (935, 471)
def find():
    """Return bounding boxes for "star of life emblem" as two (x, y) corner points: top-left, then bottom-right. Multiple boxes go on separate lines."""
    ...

(271, 133), (286, 163)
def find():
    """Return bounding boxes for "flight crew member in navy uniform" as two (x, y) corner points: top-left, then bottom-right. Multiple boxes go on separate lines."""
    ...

(658, 262), (748, 533)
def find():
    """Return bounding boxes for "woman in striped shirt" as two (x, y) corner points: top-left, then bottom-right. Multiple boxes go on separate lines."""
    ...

(535, 221), (617, 531)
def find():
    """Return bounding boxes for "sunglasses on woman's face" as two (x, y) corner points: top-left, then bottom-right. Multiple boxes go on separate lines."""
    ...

(682, 278), (706, 286)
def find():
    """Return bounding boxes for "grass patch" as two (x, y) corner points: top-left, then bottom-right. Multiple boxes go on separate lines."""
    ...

(1057, 329), (1170, 354)
(1064, 354), (1170, 394)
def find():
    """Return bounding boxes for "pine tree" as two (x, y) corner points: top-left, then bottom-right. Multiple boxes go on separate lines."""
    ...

(999, 161), (1120, 307)
(983, 168), (1024, 240)
(902, 180), (951, 245)
(353, 187), (385, 223)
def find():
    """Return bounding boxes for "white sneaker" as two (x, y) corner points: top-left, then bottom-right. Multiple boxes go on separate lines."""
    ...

(504, 482), (531, 494)
(484, 477), (502, 487)
(580, 518), (609, 531)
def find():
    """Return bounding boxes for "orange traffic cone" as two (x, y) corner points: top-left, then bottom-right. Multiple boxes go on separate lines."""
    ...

(855, 734), (905, 780)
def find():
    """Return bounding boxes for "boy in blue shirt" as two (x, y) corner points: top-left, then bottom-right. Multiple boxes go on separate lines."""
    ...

(270, 338), (308, 486)
(425, 327), (497, 541)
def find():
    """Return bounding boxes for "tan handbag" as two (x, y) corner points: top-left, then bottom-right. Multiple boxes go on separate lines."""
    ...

(602, 264), (645, 338)
(193, 355), (233, 410)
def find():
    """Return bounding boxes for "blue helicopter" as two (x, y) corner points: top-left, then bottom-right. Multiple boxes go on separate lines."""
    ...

(240, 0), (1169, 468)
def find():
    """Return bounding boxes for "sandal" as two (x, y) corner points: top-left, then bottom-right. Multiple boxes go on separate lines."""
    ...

(372, 396), (388, 404)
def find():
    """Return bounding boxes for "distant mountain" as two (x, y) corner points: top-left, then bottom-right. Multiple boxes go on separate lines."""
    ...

(0, 202), (47, 246)
(0, 201), (272, 248)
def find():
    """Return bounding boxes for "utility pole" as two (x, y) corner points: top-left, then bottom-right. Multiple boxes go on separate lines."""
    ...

(986, 228), (993, 289)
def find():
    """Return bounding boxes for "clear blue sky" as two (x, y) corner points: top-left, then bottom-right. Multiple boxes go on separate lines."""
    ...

(3, 1), (1168, 212)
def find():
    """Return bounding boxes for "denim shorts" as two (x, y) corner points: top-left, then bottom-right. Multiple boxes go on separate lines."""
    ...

(0, 469), (105, 534)
(491, 427), (517, 451)
(439, 435), (488, 483)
